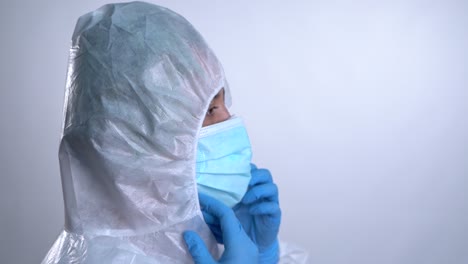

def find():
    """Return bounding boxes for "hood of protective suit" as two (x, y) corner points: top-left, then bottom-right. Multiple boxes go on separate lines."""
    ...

(43, 2), (230, 263)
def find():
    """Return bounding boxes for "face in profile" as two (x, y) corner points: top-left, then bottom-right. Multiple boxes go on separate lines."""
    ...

(202, 89), (230, 127)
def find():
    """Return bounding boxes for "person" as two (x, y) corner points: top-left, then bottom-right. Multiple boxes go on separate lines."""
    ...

(42, 2), (306, 263)
(184, 85), (281, 263)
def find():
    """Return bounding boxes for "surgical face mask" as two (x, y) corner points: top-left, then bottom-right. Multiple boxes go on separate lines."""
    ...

(196, 116), (252, 208)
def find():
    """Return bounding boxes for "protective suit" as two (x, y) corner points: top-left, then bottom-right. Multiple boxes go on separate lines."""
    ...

(43, 1), (308, 263)
(43, 2), (225, 263)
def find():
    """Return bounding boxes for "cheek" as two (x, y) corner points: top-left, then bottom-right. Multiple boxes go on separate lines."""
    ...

(217, 106), (231, 122)
(202, 116), (213, 127)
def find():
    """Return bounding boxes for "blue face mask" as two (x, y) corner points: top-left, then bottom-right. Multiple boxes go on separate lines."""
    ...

(196, 116), (252, 208)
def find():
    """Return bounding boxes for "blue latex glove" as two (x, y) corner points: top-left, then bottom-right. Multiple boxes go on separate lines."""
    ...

(184, 193), (259, 264)
(233, 164), (281, 263)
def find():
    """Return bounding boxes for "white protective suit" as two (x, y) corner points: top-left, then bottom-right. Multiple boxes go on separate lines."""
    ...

(43, 1), (308, 263)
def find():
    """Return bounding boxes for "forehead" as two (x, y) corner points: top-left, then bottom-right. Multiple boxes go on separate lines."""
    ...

(210, 89), (225, 103)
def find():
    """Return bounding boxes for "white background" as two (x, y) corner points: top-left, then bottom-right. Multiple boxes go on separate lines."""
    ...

(1, 0), (467, 263)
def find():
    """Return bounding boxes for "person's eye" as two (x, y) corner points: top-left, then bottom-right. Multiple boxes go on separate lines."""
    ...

(206, 106), (218, 116)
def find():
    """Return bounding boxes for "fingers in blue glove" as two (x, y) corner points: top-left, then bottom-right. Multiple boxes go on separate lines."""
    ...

(198, 193), (243, 248)
(202, 210), (218, 226)
(249, 201), (281, 217)
(183, 231), (216, 264)
(242, 182), (279, 204)
(202, 210), (223, 244)
(250, 163), (258, 171)
(195, 193), (259, 263)
(249, 168), (273, 187)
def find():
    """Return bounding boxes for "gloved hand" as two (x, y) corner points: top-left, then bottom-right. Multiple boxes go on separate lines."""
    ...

(233, 164), (281, 263)
(183, 193), (259, 264)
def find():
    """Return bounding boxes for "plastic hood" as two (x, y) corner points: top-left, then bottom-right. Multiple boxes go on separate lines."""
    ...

(43, 1), (230, 263)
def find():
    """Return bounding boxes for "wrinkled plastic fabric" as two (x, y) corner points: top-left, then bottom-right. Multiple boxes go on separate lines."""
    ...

(42, 1), (231, 263)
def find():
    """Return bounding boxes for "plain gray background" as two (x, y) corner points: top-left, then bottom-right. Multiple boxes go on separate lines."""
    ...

(1, 0), (467, 263)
